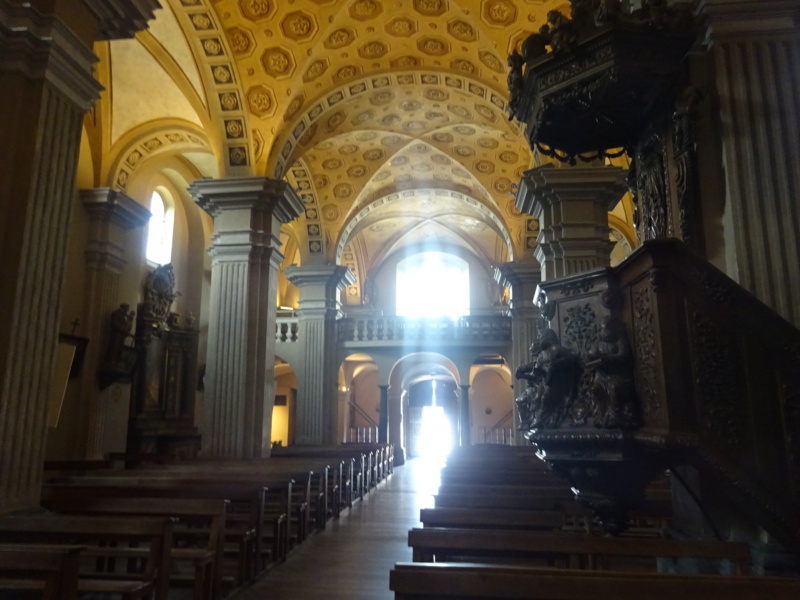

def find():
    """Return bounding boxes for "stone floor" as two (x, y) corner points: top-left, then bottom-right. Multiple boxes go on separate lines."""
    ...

(233, 457), (440, 600)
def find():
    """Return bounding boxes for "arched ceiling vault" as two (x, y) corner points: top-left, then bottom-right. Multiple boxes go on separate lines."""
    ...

(91, 0), (627, 309)
(204, 0), (573, 303)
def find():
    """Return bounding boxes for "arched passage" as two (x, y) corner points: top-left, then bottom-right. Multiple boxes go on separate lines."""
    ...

(272, 356), (297, 448)
(469, 355), (514, 445)
(338, 353), (380, 443)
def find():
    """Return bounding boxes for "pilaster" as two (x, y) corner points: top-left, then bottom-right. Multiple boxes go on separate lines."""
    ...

(0, 1), (154, 514)
(516, 165), (628, 281)
(459, 384), (471, 447)
(190, 177), (303, 457)
(496, 262), (542, 444)
(378, 384), (389, 444)
(79, 189), (150, 457)
(698, 0), (800, 327)
(284, 264), (355, 445)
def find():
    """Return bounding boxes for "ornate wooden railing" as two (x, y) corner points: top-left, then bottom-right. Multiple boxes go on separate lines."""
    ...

(519, 239), (800, 549)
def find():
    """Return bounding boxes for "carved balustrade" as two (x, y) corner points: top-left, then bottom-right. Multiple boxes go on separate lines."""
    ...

(276, 317), (300, 343)
(337, 315), (512, 345)
(521, 239), (800, 548)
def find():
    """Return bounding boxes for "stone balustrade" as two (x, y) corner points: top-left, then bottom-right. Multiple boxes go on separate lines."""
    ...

(337, 315), (511, 344)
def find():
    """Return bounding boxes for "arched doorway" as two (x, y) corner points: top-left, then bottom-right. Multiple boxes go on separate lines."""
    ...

(469, 355), (515, 445)
(272, 356), (296, 448)
(388, 352), (461, 462)
(338, 353), (380, 443)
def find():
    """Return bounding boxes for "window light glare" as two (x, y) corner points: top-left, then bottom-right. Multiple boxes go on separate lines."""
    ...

(396, 251), (469, 320)
(146, 191), (173, 265)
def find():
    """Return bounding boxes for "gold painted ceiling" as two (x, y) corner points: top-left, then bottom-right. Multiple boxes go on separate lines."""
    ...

(87, 0), (635, 307)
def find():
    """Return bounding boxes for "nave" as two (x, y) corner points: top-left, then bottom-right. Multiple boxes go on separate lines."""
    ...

(236, 458), (437, 600)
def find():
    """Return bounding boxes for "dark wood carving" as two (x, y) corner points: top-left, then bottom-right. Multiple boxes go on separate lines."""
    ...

(129, 265), (200, 457)
(521, 240), (800, 548)
(510, 0), (702, 251)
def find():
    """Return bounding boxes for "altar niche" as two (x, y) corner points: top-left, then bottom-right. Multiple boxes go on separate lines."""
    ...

(129, 264), (201, 457)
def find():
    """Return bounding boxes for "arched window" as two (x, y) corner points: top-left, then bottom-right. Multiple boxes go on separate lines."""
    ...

(396, 251), (469, 319)
(146, 190), (173, 265)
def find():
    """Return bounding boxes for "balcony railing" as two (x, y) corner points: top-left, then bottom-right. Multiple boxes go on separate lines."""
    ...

(337, 315), (511, 344)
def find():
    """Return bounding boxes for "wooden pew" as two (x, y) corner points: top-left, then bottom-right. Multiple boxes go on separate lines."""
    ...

(407, 528), (752, 574)
(390, 563), (800, 600)
(420, 507), (565, 532)
(53, 465), (298, 560)
(0, 515), (172, 600)
(49, 497), (224, 600)
(0, 544), (82, 600)
(46, 481), (263, 585)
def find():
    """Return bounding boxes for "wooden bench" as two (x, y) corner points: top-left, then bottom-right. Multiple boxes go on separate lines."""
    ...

(408, 528), (752, 574)
(420, 507), (565, 532)
(0, 544), (82, 600)
(0, 515), (171, 600)
(390, 562), (800, 600)
(49, 496), (225, 600)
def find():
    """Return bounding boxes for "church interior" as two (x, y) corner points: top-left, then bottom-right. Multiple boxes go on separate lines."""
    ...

(1, 0), (800, 597)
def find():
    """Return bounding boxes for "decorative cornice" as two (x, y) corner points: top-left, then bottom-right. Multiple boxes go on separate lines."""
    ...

(515, 165), (629, 216)
(82, 0), (161, 41)
(495, 262), (542, 288)
(190, 176), (303, 224)
(698, 0), (800, 43)
(284, 264), (356, 290)
(0, 2), (102, 110)
(80, 188), (151, 229)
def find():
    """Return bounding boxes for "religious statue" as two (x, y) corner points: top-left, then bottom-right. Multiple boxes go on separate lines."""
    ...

(506, 50), (525, 121)
(585, 317), (639, 429)
(515, 328), (583, 431)
(521, 27), (550, 63)
(546, 10), (578, 53)
(107, 303), (135, 365)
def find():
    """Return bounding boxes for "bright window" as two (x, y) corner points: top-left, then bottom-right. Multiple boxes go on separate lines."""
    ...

(396, 252), (469, 319)
(146, 190), (173, 265)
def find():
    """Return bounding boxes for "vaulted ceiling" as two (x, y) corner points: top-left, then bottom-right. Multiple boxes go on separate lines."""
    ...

(84, 0), (635, 307)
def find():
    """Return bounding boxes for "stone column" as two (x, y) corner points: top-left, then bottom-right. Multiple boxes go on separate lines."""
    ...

(190, 177), (303, 458)
(80, 189), (150, 457)
(496, 262), (542, 444)
(459, 384), (471, 447)
(284, 265), (355, 445)
(515, 165), (628, 281)
(699, 0), (800, 328)
(0, 0), (156, 514)
(378, 384), (389, 444)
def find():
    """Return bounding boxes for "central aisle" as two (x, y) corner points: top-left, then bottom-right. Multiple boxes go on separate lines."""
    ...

(235, 458), (440, 600)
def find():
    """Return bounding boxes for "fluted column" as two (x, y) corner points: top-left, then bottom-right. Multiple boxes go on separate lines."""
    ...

(78, 189), (150, 457)
(459, 384), (471, 447)
(284, 265), (355, 445)
(516, 165), (628, 281)
(496, 262), (542, 444)
(378, 384), (389, 444)
(190, 177), (303, 458)
(699, 0), (800, 328)
(0, 0), (156, 514)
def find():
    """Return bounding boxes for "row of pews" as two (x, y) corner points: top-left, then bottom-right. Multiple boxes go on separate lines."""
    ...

(0, 442), (392, 600)
(390, 445), (800, 599)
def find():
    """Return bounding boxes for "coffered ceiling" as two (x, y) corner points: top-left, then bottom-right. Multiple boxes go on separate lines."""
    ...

(90, 0), (636, 307)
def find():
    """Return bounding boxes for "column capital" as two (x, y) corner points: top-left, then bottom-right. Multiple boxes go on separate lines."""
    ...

(190, 176), (303, 224)
(697, 0), (800, 42)
(495, 262), (542, 288)
(284, 264), (356, 290)
(515, 164), (629, 216)
(284, 264), (355, 318)
(0, 3), (103, 110)
(81, 188), (151, 229)
(82, 0), (161, 41)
